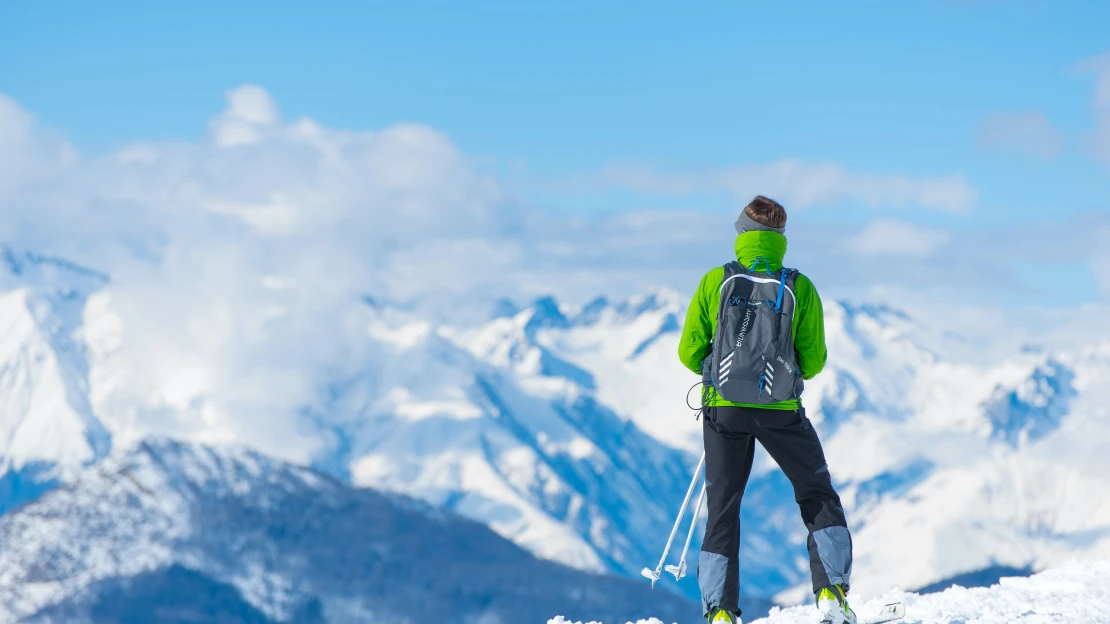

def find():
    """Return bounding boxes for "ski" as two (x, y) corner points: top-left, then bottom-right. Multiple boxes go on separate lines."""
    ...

(859, 602), (904, 624)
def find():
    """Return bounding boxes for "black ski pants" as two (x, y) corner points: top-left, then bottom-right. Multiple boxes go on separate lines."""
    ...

(697, 405), (852, 617)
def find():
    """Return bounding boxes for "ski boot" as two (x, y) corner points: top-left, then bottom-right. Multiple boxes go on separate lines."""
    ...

(708, 607), (741, 624)
(816, 585), (856, 624)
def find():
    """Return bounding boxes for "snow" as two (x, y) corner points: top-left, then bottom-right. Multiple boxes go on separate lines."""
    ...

(551, 558), (1110, 624)
(0, 252), (110, 481)
(530, 290), (703, 454)
(2, 83), (1106, 620)
(3, 247), (1110, 607)
(762, 558), (1110, 624)
(0, 439), (696, 622)
(548, 619), (669, 624)
(507, 294), (1110, 602)
(341, 299), (699, 580)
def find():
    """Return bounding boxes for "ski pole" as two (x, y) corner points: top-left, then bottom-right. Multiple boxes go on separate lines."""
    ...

(641, 451), (705, 588)
(666, 479), (706, 580)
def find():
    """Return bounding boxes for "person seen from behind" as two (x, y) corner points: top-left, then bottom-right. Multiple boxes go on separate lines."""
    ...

(677, 196), (855, 624)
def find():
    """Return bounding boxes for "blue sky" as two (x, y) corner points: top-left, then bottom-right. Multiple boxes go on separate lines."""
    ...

(1, 1), (1109, 310)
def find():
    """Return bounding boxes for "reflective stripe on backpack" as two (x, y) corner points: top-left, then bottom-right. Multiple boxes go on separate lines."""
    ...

(708, 261), (803, 404)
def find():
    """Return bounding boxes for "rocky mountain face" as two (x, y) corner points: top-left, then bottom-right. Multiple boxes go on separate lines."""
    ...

(0, 439), (696, 623)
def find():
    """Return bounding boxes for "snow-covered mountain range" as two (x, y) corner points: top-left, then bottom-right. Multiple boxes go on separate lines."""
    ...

(469, 290), (1110, 603)
(1, 246), (1109, 614)
(0, 438), (695, 623)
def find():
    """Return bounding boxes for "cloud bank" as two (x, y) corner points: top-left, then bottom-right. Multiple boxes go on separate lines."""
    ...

(556, 161), (977, 213)
(1, 85), (524, 462)
(848, 219), (951, 257)
(1, 84), (1107, 464)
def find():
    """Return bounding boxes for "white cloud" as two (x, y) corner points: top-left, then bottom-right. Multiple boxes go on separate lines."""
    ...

(558, 160), (977, 213)
(0, 94), (76, 194)
(847, 219), (951, 257)
(977, 111), (1062, 159)
(0, 84), (1102, 464)
(0, 85), (517, 465)
(203, 195), (304, 236)
(209, 85), (280, 148)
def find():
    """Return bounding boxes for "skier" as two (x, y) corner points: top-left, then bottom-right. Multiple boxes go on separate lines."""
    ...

(678, 196), (854, 624)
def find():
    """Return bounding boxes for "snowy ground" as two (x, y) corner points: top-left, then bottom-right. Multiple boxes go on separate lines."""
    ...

(549, 558), (1110, 624)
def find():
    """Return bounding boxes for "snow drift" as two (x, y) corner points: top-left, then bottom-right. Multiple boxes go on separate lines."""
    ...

(549, 557), (1110, 623)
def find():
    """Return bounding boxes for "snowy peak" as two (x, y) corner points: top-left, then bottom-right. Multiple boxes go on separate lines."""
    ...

(525, 295), (571, 333)
(826, 300), (944, 365)
(452, 298), (596, 386)
(460, 291), (697, 455)
(983, 358), (1076, 447)
(573, 290), (683, 327)
(310, 290), (701, 590)
(0, 246), (110, 295)
(496, 290), (684, 335)
(567, 291), (684, 363)
(0, 287), (110, 489)
(0, 247), (113, 513)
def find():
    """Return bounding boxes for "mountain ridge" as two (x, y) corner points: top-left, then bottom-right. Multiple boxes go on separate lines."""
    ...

(0, 438), (699, 623)
(0, 252), (1108, 608)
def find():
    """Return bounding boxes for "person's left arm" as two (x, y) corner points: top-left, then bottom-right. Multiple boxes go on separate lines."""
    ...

(678, 271), (717, 374)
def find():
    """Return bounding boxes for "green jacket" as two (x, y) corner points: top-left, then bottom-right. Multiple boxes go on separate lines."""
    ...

(677, 231), (827, 410)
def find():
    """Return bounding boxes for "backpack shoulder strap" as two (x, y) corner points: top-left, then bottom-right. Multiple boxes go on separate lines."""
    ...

(718, 261), (743, 293)
(776, 268), (800, 313)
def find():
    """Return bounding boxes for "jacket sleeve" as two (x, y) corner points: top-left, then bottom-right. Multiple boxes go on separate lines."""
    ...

(793, 273), (827, 380)
(678, 271), (715, 375)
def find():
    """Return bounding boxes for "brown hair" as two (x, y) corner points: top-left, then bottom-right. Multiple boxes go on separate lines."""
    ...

(744, 195), (787, 229)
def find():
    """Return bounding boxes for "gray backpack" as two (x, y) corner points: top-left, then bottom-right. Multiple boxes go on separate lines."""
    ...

(704, 259), (803, 404)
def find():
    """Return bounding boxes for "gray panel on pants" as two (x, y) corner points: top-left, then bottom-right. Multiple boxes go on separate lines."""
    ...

(698, 551), (729, 614)
(812, 526), (853, 588)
